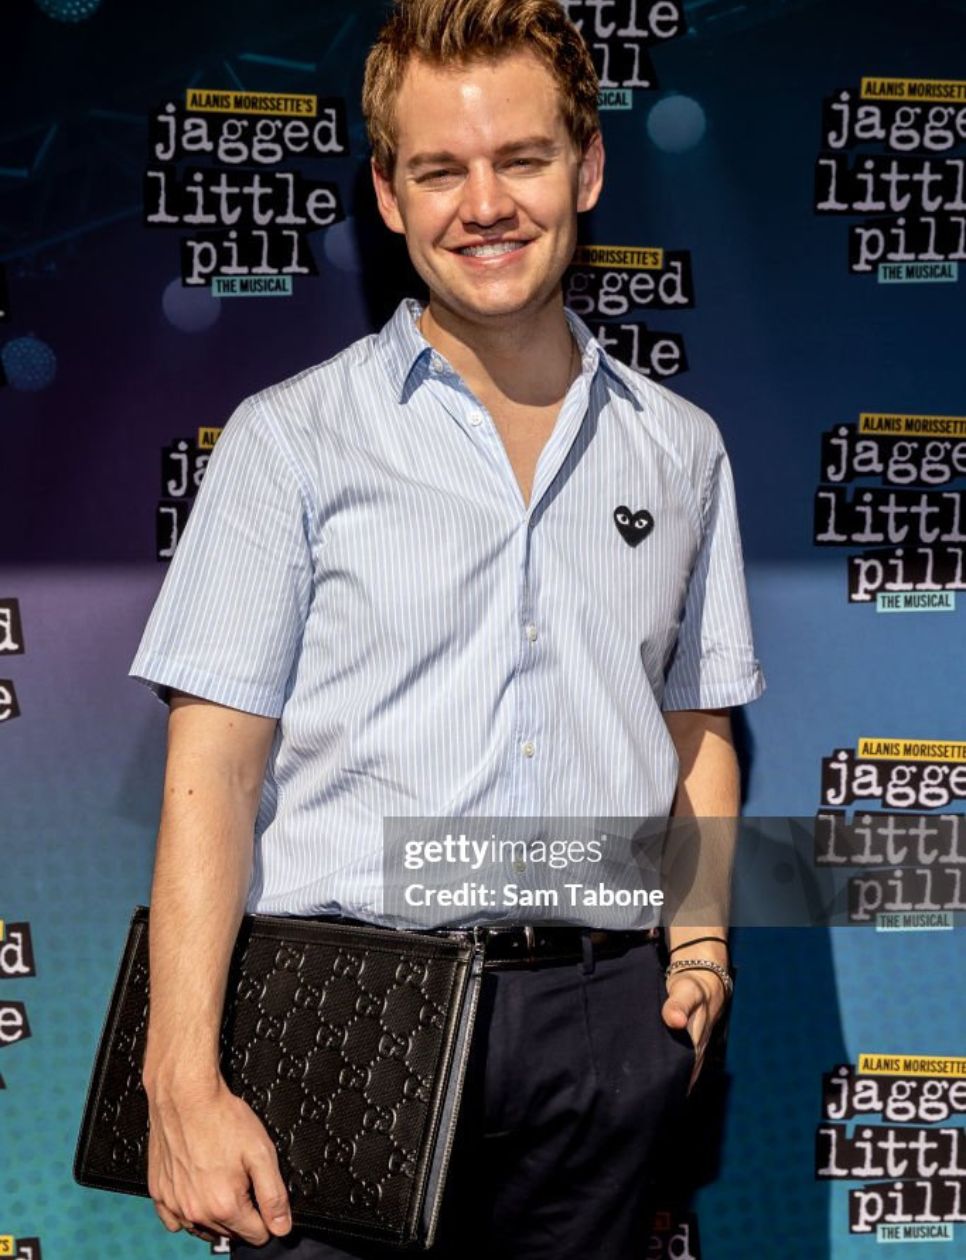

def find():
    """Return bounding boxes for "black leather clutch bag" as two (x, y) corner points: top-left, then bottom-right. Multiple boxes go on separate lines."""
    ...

(73, 905), (483, 1250)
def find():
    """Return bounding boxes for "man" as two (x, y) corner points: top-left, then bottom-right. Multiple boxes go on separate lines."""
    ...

(130, 1), (765, 1256)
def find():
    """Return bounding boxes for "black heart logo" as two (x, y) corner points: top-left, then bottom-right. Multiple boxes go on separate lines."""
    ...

(613, 505), (654, 547)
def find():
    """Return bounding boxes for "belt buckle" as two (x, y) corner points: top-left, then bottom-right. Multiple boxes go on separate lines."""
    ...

(473, 923), (538, 964)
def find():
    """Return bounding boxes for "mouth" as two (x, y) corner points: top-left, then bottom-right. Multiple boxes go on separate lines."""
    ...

(456, 240), (527, 256)
(451, 240), (531, 262)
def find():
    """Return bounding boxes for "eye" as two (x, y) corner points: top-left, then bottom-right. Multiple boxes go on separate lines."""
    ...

(635, 517), (647, 529)
(418, 168), (458, 184)
(616, 511), (629, 525)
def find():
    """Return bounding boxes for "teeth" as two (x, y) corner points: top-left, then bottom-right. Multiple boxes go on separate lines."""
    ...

(459, 242), (525, 256)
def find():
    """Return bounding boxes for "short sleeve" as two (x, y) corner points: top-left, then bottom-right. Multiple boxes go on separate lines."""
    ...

(661, 440), (765, 711)
(129, 396), (313, 718)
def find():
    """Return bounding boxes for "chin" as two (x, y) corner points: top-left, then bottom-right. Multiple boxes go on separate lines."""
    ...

(457, 299), (537, 322)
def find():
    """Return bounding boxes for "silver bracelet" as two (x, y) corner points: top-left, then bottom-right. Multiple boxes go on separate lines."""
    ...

(665, 957), (734, 999)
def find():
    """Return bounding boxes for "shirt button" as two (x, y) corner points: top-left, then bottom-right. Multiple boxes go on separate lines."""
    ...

(521, 740), (536, 758)
(430, 354), (444, 374)
(467, 409), (484, 427)
(512, 859), (527, 874)
(525, 623), (538, 642)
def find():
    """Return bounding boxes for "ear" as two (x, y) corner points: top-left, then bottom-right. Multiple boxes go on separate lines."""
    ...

(371, 157), (406, 235)
(576, 130), (605, 214)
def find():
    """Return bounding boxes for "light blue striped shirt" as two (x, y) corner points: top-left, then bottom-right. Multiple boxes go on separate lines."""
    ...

(130, 297), (764, 924)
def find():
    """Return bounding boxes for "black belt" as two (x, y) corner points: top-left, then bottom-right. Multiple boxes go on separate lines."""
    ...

(315, 915), (661, 969)
(451, 924), (662, 969)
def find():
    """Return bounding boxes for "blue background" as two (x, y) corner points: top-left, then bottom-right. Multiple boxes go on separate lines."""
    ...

(1, 1), (963, 1257)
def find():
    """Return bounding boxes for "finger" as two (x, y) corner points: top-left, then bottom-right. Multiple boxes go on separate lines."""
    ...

(186, 1223), (222, 1245)
(154, 1201), (184, 1234)
(212, 1193), (272, 1247)
(661, 974), (706, 1027)
(247, 1146), (293, 1236)
(174, 1184), (268, 1249)
(688, 1044), (706, 1094)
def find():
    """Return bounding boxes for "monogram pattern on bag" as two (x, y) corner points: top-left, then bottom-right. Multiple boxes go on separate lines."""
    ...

(85, 921), (460, 1235)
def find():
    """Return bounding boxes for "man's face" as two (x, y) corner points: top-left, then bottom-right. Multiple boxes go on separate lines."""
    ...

(371, 48), (604, 327)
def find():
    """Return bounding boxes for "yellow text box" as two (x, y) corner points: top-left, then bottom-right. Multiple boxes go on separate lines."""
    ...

(860, 76), (966, 102)
(857, 737), (966, 764)
(858, 412), (966, 439)
(185, 89), (317, 117)
(858, 1053), (966, 1078)
(197, 426), (223, 451)
(572, 244), (664, 270)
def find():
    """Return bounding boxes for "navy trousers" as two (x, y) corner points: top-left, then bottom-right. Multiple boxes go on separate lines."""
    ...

(231, 939), (694, 1260)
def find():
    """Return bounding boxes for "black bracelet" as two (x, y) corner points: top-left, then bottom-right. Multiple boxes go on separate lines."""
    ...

(668, 934), (729, 957)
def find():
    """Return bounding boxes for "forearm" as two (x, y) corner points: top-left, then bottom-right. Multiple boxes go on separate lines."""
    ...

(142, 698), (274, 1097)
(664, 708), (739, 960)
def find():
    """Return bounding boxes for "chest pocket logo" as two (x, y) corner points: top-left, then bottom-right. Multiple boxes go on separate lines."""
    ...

(613, 505), (654, 547)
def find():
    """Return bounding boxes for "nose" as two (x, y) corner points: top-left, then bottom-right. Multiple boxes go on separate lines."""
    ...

(459, 161), (516, 230)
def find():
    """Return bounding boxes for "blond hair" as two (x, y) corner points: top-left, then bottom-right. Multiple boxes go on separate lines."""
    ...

(362, 0), (600, 180)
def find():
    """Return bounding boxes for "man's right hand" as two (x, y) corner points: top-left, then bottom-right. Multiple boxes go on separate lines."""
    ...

(145, 1072), (292, 1246)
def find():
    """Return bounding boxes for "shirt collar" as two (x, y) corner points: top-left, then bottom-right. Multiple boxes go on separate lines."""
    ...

(375, 296), (638, 407)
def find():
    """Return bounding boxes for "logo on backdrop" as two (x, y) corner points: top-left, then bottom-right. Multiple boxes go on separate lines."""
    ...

(156, 427), (221, 560)
(813, 411), (966, 607)
(0, 1237), (43, 1259)
(144, 89), (347, 292)
(559, 1), (685, 108)
(0, 598), (24, 725)
(564, 244), (694, 378)
(817, 737), (966, 929)
(816, 1055), (966, 1240)
(0, 918), (35, 1090)
(814, 76), (966, 283)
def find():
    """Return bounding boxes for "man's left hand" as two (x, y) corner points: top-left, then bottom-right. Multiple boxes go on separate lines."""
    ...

(661, 967), (728, 1092)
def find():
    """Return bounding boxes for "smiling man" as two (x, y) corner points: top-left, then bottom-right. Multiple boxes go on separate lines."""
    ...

(368, 45), (600, 510)
(130, 1), (765, 1257)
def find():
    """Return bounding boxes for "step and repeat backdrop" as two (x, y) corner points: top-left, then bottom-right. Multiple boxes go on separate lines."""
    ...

(1, 0), (964, 1257)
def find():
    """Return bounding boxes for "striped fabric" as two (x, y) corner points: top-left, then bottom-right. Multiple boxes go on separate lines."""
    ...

(130, 297), (765, 923)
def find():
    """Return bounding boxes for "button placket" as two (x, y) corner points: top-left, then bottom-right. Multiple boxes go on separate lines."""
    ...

(507, 524), (542, 817)
(526, 375), (592, 517)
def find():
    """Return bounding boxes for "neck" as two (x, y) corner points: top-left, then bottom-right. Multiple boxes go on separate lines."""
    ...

(418, 294), (579, 407)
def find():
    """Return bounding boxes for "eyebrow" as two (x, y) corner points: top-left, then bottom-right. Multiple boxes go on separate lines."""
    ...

(404, 135), (561, 172)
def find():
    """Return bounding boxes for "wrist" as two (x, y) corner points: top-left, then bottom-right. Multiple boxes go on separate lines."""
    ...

(666, 933), (729, 967)
(665, 956), (734, 1001)
(142, 1052), (223, 1100)
(672, 948), (729, 978)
